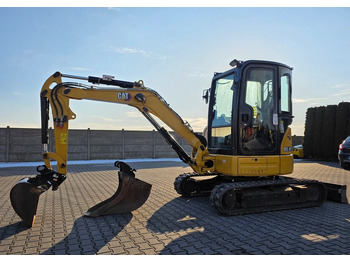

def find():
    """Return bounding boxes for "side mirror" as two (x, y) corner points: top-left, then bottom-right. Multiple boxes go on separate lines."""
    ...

(202, 89), (209, 104)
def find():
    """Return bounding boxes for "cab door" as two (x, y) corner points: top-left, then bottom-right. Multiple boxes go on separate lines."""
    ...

(238, 65), (278, 155)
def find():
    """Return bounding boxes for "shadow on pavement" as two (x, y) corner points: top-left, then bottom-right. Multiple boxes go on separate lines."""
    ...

(146, 196), (212, 234)
(41, 213), (133, 255)
(147, 196), (350, 255)
(0, 222), (28, 241)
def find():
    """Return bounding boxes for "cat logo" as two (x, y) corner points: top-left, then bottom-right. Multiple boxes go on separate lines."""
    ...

(117, 92), (132, 101)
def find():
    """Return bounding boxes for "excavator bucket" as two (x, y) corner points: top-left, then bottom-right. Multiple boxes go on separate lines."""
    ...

(84, 161), (152, 217)
(10, 166), (66, 228)
(10, 178), (46, 228)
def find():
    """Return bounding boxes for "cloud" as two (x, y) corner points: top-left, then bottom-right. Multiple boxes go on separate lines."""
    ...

(112, 47), (148, 56)
(182, 117), (207, 132)
(109, 46), (167, 60)
(290, 123), (305, 136)
(121, 113), (207, 132)
(125, 111), (142, 118)
(328, 83), (350, 97)
(70, 113), (153, 130)
(68, 67), (91, 71)
(330, 90), (350, 97)
(90, 115), (121, 122)
(330, 83), (350, 89)
(292, 97), (327, 103)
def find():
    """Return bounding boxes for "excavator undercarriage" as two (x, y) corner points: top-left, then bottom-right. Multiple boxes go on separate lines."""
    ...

(174, 173), (328, 216)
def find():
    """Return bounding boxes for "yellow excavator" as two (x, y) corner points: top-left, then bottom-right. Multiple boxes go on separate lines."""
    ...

(10, 59), (347, 227)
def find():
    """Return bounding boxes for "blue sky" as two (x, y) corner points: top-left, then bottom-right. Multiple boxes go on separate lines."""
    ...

(1, 7), (350, 135)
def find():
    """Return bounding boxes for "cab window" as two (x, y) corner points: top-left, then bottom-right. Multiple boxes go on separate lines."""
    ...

(280, 73), (291, 113)
(210, 74), (234, 149)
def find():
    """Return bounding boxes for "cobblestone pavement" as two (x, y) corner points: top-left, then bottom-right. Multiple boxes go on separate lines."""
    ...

(0, 159), (349, 255)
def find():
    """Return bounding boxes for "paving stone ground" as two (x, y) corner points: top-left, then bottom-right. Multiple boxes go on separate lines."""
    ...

(0, 159), (349, 255)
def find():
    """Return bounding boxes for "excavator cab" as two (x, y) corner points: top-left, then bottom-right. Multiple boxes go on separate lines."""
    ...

(208, 60), (293, 157)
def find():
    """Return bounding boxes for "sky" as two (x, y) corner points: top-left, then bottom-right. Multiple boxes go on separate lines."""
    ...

(1, 3), (350, 136)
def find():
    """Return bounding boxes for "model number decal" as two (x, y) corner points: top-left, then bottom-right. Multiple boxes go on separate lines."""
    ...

(283, 147), (292, 152)
(117, 92), (132, 101)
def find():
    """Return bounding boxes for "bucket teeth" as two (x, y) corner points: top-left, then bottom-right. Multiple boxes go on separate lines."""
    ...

(85, 161), (152, 217)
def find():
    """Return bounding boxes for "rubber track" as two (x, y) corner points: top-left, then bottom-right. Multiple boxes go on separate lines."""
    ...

(174, 173), (194, 196)
(209, 178), (327, 216)
(174, 173), (218, 196)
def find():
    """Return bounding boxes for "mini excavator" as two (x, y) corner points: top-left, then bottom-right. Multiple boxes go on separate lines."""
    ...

(10, 59), (348, 227)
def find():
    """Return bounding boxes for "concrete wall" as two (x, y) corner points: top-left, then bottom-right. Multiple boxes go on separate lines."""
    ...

(0, 127), (43, 162)
(0, 127), (192, 162)
(0, 127), (304, 162)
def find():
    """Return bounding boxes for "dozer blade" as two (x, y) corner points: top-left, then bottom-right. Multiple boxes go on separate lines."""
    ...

(10, 178), (46, 228)
(323, 182), (348, 203)
(85, 161), (152, 217)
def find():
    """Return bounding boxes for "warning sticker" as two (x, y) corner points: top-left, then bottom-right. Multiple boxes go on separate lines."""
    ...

(60, 133), (67, 144)
(253, 106), (257, 117)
